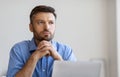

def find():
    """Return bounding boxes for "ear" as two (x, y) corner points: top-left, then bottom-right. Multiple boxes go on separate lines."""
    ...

(29, 23), (33, 32)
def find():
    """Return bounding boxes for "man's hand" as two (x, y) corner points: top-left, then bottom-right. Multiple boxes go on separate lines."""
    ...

(34, 40), (63, 60)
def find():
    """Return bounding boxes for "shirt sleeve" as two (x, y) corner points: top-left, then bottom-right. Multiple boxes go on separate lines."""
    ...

(63, 45), (77, 61)
(7, 45), (24, 77)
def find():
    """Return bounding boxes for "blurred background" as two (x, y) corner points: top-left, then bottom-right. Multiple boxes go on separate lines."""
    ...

(0, 0), (120, 77)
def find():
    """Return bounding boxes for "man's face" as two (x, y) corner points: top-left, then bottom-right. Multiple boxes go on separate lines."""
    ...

(30, 12), (56, 41)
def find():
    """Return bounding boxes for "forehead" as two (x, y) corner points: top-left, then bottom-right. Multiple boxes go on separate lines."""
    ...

(33, 12), (55, 21)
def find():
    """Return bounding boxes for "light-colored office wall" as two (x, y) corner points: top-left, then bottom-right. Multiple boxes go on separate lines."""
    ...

(107, 0), (118, 77)
(0, 0), (117, 77)
(116, 0), (120, 77)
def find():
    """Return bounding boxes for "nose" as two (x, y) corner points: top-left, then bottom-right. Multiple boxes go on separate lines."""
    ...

(44, 23), (50, 30)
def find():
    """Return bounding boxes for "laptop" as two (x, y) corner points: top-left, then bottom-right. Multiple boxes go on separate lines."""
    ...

(52, 60), (101, 77)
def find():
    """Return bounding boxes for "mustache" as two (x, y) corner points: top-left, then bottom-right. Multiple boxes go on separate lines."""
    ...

(42, 29), (50, 32)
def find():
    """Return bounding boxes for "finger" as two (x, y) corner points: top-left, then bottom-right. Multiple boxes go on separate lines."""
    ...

(37, 44), (50, 49)
(37, 41), (51, 49)
(37, 43), (51, 50)
(38, 46), (51, 52)
(35, 49), (50, 57)
(46, 50), (50, 56)
(39, 40), (51, 45)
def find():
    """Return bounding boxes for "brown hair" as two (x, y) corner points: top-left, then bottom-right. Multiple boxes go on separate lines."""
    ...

(30, 5), (57, 24)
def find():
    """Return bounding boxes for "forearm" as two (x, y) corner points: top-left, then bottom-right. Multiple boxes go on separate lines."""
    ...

(15, 54), (39, 77)
(54, 53), (63, 61)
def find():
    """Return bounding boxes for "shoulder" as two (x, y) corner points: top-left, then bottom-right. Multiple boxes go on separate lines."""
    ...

(10, 40), (31, 54)
(12, 40), (30, 48)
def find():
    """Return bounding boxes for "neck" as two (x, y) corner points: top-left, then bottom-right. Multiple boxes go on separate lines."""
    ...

(34, 39), (39, 46)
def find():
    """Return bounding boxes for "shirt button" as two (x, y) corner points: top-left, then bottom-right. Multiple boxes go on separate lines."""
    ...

(43, 69), (45, 72)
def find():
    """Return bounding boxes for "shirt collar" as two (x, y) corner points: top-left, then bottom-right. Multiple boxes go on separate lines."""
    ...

(29, 38), (37, 54)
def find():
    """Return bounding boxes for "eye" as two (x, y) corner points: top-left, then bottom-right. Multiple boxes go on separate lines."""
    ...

(37, 21), (44, 25)
(49, 21), (54, 25)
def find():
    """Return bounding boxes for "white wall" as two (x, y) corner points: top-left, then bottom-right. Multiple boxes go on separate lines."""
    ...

(116, 0), (120, 77)
(107, 0), (118, 77)
(0, 0), (117, 77)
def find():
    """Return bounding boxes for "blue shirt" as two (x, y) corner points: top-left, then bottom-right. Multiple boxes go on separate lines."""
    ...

(7, 38), (76, 77)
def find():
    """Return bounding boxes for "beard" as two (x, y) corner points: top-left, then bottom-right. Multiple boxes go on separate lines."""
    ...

(37, 34), (54, 41)
(34, 30), (54, 42)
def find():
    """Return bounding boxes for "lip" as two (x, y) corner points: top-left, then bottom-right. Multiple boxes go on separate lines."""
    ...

(43, 31), (50, 35)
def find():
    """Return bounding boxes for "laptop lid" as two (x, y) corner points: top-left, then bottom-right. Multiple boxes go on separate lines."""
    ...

(52, 61), (101, 77)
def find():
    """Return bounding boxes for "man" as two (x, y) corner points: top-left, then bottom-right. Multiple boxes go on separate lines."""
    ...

(7, 5), (76, 77)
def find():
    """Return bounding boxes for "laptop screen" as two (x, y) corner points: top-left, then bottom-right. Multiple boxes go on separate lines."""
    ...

(52, 61), (101, 77)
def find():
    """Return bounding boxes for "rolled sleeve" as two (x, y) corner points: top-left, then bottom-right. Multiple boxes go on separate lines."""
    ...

(63, 45), (77, 61)
(7, 46), (24, 77)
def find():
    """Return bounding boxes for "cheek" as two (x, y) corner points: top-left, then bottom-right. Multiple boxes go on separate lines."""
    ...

(51, 27), (55, 33)
(35, 26), (44, 32)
